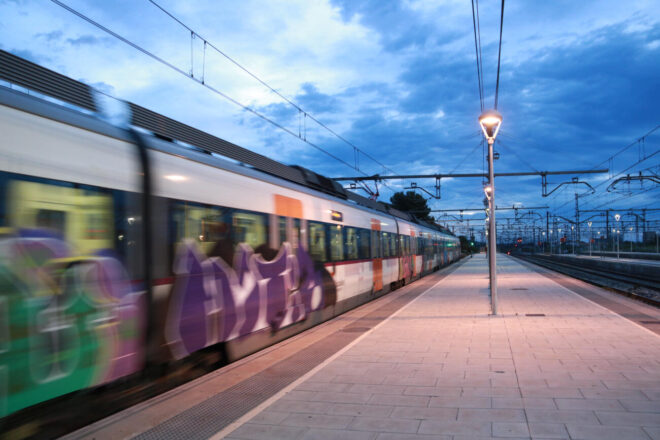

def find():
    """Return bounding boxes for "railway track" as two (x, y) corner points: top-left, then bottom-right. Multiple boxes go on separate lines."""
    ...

(513, 254), (660, 307)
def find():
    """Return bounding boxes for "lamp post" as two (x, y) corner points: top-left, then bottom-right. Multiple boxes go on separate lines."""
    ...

(479, 110), (502, 315)
(588, 221), (592, 256)
(542, 231), (546, 253)
(571, 225), (575, 255)
(614, 213), (621, 259)
(558, 228), (562, 253)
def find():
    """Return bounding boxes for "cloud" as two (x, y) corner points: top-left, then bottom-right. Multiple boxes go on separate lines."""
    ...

(66, 34), (111, 47)
(296, 83), (340, 114)
(36, 30), (63, 41)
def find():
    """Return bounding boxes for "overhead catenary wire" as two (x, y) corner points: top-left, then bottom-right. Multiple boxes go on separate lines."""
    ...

(539, 123), (660, 218)
(449, 141), (483, 175)
(146, 0), (400, 179)
(48, 0), (402, 192)
(470, 0), (484, 112)
(494, 0), (505, 110)
(476, 0), (485, 110)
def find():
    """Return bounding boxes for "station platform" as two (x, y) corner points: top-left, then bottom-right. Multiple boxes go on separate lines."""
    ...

(64, 254), (660, 440)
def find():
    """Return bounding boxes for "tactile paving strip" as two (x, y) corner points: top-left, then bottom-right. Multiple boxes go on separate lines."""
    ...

(133, 263), (464, 440)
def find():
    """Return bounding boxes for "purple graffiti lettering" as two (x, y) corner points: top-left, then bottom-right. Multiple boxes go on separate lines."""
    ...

(166, 242), (330, 358)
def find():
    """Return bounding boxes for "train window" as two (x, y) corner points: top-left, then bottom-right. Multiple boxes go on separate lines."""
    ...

(85, 212), (111, 240)
(371, 230), (381, 259)
(278, 216), (287, 246)
(329, 225), (344, 261)
(390, 233), (397, 256)
(36, 209), (66, 236)
(171, 202), (232, 256)
(233, 211), (268, 250)
(358, 228), (370, 259)
(308, 221), (327, 262)
(381, 232), (390, 258)
(292, 218), (301, 250)
(8, 179), (115, 255)
(345, 227), (358, 260)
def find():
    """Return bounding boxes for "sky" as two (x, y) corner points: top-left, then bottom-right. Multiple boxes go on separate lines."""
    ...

(1, 0), (659, 239)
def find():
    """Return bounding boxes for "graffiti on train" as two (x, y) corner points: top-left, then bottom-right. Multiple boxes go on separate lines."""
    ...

(166, 241), (335, 359)
(0, 229), (145, 416)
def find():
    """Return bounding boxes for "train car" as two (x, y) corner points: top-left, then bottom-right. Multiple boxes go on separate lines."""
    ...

(0, 56), (460, 422)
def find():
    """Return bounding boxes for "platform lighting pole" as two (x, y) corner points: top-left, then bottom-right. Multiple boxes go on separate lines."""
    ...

(629, 226), (633, 252)
(614, 213), (621, 259)
(588, 221), (592, 256)
(571, 225), (575, 255)
(479, 110), (502, 316)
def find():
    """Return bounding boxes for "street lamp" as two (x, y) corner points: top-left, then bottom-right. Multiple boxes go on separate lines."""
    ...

(479, 110), (502, 315)
(614, 213), (621, 259)
(571, 224), (575, 255)
(588, 221), (592, 256)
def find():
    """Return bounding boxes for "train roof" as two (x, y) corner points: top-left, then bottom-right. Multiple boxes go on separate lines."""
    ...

(0, 50), (455, 238)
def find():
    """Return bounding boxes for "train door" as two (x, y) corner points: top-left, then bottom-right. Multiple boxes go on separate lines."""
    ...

(371, 219), (382, 292)
(411, 230), (416, 278)
(273, 194), (303, 250)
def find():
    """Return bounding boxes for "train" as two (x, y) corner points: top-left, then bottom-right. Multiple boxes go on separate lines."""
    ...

(0, 50), (460, 423)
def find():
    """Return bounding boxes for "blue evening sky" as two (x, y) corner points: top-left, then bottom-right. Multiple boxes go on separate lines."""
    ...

(1, 0), (658, 236)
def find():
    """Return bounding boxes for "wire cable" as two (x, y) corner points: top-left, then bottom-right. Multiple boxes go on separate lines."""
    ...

(48, 0), (396, 183)
(476, 0), (485, 110)
(146, 0), (400, 178)
(470, 0), (484, 112)
(496, 139), (540, 173)
(449, 141), (483, 174)
(494, 0), (505, 110)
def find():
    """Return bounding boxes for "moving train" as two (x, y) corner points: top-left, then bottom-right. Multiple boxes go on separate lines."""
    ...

(0, 51), (460, 422)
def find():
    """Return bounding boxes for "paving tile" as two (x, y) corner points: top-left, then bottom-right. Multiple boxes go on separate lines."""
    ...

(492, 397), (556, 409)
(347, 384), (406, 395)
(390, 406), (458, 421)
(311, 392), (373, 404)
(281, 413), (353, 429)
(462, 387), (521, 397)
(520, 387), (583, 398)
(376, 434), (450, 440)
(458, 408), (526, 422)
(283, 390), (320, 401)
(644, 427), (660, 440)
(528, 422), (569, 438)
(299, 382), (354, 393)
(329, 403), (393, 418)
(332, 375), (386, 385)
(418, 420), (492, 436)
(382, 375), (437, 387)
(580, 388), (649, 400)
(492, 422), (529, 437)
(525, 408), (599, 424)
(566, 423), (651, 439)
(403, 386), (462, 397)
(300, 429), (377, 440)
(554, 398), (624, 411)
(249, 410), (290, 425)
(596, 410), (660, 426)
(429, 395), (491, 408)
(619, 399), (660, 413)
(268, 400), (335, 414)
(349, 417), (420, 433)
(228, 423), (307, 440)
(367, 394), (429, 407)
